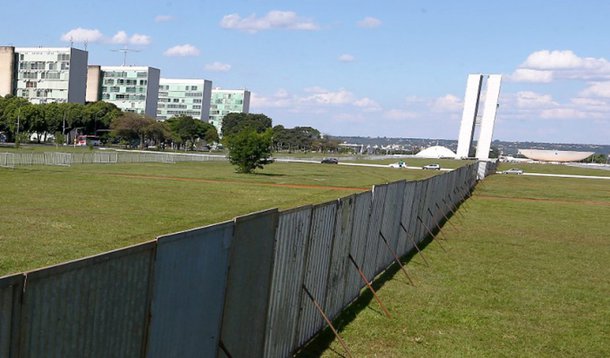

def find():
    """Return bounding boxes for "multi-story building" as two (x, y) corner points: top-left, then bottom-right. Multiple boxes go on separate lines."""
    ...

(0, 46), (88, 104)
(157, 79), (212, 121)
(209, 88), (251, 134)
(87, 65), (160, 117)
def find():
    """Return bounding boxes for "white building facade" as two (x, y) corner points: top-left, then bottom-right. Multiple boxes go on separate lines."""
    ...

(209, 89), (251, 134)
(90, 66), (160, 117)
(157, 79), (212, 121)
(0, 46), (88, 104)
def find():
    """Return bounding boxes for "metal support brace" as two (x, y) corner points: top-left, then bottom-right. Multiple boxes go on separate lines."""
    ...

(379, 232), (415, 286)
(399, 222), (430, 267)
(302, 285), (354, 358)
(417, 216), (447, 253)
(348, 254), (392, 318)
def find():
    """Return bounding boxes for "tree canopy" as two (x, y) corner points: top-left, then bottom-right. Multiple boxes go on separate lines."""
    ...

(221, 113), (272, 137)
(225, 128), (274, 173)
(0, 96), (121, 143)
(166, 115), (219, 150)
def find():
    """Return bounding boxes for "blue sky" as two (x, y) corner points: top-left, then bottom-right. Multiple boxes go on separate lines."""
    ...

(2, 0), (610, 145)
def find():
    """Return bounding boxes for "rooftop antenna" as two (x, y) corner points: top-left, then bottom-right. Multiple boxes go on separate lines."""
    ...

(70, 36), (74, 48)
(111, 46), (140, 66)
(83, 40), (88, 51)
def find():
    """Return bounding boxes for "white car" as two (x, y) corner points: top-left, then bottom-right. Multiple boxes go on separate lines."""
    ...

(422, 163), (441, 170)
(389, 162), (407, 168)
(503, 168), (524, 175)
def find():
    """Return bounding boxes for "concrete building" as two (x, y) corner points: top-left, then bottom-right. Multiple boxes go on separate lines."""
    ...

(456, 74), (502, 160)
(0, 46), (88, 104)
(209, 88), (251, 134)
(87, 65), (160, 117)
(157, 79), (212, 121)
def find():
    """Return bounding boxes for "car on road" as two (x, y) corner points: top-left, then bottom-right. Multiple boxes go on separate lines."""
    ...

(389, 161), (407, 168)
(503, 168), (524, 175)
(422, 163), (441, 170)
(321, 157), (339, 164)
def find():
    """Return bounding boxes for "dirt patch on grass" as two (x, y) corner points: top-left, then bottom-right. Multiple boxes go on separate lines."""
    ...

(477, 194), (610, 207)
(107, 173), (369, 192)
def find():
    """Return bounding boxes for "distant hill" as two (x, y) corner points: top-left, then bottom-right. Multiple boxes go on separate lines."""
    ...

(330, 136), (610, 156)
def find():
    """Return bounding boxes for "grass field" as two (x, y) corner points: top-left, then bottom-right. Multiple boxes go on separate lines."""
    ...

(298, 174), (610, 357)
(0, 160), (440, 276)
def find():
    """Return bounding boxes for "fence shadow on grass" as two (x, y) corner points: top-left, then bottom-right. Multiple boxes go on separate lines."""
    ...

(293, 232), (438, 357)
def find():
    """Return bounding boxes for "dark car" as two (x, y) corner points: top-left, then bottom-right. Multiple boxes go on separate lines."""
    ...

(321, 157), (339, 164)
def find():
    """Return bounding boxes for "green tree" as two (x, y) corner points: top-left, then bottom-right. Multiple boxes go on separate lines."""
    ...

(166, 115), (218, 150)
(110, 112), (156, 149)
(225, 128), (274, 173)
(221, 113), (272, 137)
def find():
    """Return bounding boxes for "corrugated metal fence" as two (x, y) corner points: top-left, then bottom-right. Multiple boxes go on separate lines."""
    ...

(0, 163), (481, 357)
(0, 151), (227, 168)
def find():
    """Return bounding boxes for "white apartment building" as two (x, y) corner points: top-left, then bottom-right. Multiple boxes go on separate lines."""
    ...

(157, 78), (212, 121)
(209, 88), (251, 134)
(0, 46), (88, 104)
(87, 65), (160, 117)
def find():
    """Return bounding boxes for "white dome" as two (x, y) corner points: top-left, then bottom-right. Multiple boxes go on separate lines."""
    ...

(416, 146), (456, 158)
(518, 149), (594, 162)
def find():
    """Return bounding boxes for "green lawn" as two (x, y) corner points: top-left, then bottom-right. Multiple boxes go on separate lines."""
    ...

(0, 160), (439, 276)
(498, 161), (610, 177)
(299, 174), (610, 357)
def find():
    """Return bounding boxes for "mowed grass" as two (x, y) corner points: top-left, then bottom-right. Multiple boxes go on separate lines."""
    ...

(0, 161), (439, 276)
(299, 174), (610, 357)
(498, 161), (610, 177)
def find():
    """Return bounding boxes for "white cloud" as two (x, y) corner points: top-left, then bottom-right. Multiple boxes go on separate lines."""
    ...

(164, 44), (200, 57)
(522, 50), (587, 70)
(60, 28), (104, 43)
(432, 94), (462, 112)
(571, 97), (608, 107)
(354, 97), (382, 111)
(358, 17), (382, 28)
(580, 81), (610, 98)
(509, 69), (553, 83)
(109, 31), (151, 45)
(251, 87), (381, 113)
(304, 89), (354, 105)
(514, 91), (557, 108)
(383, 109), (417, 120)
(204, 61), (231, 72)
(338, 54), (355, 62)
(129, 33), (151, 45)
(110, 31), (129, 44)
(155, 15), (174, 23)
(514, 50), (610, 81)
(220, 10), (319, 33)
(540, 108), (587, 119)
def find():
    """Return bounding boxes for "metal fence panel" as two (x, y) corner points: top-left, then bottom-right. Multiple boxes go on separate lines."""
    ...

(363, 184), (388, 279)
(397, 181), (416, 257)
(0, 274), (24, 358)
(220, 209), (278, 358)
(413, 180), (427, 245)
(344, 190), (372, 304)
(377, 180), (405, 272)
(44, 152), (71, 166)
(0, 153), (15, 168)
(325, 195), (355, 319)
(264, 206), (312, 358)
(294, 201), (337, 349)
(147, 222), (234, 358)
(19, 242), (155, 358)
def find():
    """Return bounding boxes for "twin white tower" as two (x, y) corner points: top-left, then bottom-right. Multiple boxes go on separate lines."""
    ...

(456, 74), (502, 159)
